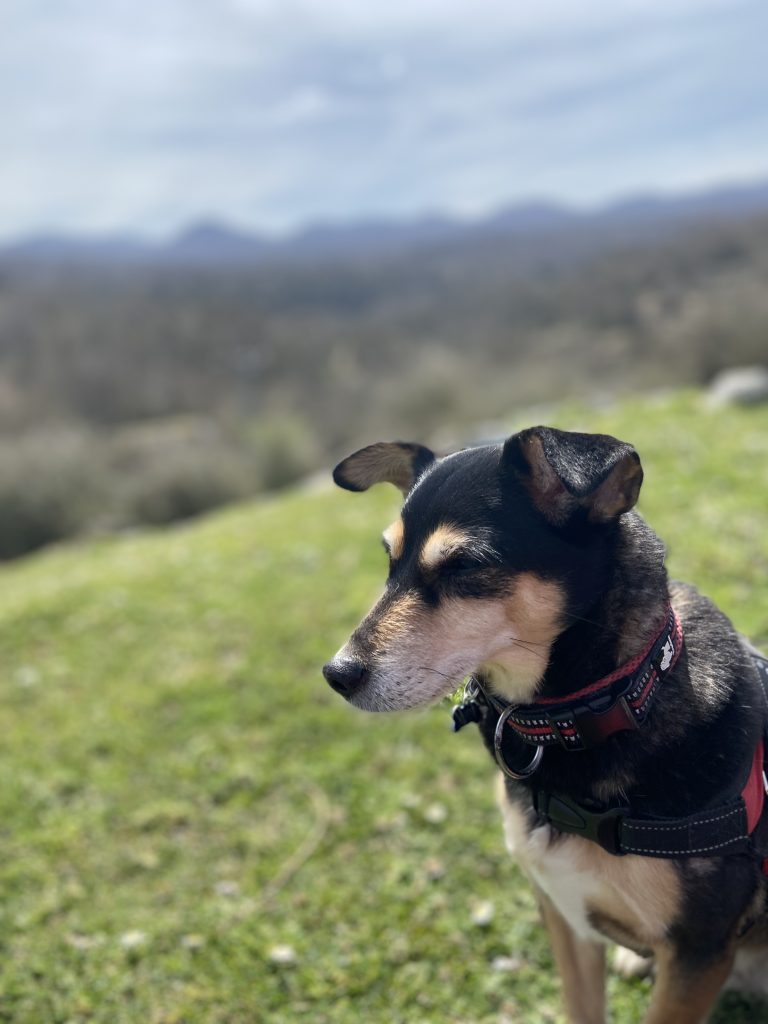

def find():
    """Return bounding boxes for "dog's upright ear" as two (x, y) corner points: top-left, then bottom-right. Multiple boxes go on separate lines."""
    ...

(333, 442), (435, 497)
(503, 427), (643, 526)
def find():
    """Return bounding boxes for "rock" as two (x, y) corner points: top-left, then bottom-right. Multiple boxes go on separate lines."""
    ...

(491, 954), (522, 972)
(423, 802), (448, 825)
(119, 930), (148, 950)
(267, 943), (297, 966)
(471, 900), (495, 926)
(708, 366), (768, 406)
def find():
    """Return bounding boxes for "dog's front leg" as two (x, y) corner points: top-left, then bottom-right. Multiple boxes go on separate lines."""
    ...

(642, 944), (735, 1024)
(537, 890), (606, 1024)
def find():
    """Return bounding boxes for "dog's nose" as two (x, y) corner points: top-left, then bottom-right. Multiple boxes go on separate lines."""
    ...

(323, 657), (369, 698)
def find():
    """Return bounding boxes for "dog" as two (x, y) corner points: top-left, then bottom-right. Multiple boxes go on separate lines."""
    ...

(323, 427), (768, 1024)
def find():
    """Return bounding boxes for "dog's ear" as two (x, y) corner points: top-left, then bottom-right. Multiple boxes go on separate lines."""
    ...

(503, 427), (643, 525)
(333, 441), (435, 497)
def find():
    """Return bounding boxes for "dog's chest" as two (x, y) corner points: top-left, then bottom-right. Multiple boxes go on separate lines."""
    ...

(497, 780), (679, 948)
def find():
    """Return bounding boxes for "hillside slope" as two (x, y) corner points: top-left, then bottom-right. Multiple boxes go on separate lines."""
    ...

(0, 392), (766, 1023)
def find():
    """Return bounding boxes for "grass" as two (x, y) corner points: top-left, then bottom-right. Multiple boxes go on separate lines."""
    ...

(0, 390), (766, 1023)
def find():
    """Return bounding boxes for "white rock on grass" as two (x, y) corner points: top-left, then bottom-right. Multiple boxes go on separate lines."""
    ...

(471, 900), (495, 926)
(119, 930), (148, 950)
(491, 955), (522, 973)
(423, 802), (448, 825)
(268, 944), (297, 966)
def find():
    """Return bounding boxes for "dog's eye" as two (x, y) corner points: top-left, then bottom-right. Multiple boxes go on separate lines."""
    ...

(441, 553), (480, 576)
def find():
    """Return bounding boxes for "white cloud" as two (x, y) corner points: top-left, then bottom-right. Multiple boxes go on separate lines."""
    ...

(1, 0), (767, 237)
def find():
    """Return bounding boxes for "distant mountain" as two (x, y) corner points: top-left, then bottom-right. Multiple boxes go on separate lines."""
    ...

(168, 220), (270, 263)
(485, 200), (578, 232)
(602, 180), (768, 224)
(3, 178), (768, 269)
(3, 232), (150, 264)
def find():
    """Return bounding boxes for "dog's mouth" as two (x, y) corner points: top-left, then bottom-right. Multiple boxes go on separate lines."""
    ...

(323, 646), (470, 712)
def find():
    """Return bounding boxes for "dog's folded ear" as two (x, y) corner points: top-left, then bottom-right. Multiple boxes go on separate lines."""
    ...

(503, 427), (643, 525)
(333, 441), (436, 496)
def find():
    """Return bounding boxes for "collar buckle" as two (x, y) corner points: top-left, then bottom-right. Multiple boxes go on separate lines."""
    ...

(571, 695), (640, 748)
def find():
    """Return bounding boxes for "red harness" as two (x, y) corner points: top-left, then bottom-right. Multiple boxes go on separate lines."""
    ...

(743, 739), (768, 874)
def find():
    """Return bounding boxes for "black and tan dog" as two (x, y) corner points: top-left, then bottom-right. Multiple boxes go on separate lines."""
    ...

(323, 428), (768, 1024)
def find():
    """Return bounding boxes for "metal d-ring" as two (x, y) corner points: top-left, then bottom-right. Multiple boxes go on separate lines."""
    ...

(494, 705), (544, 780)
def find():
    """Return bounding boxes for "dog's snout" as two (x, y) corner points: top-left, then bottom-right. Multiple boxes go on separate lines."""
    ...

(323, 657), (369, 698)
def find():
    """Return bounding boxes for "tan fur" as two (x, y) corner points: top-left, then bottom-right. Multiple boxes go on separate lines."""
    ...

(482, 573), (565, 703)
(339, 443), (420, 494)
(643, 946), (735, 1024)
(497, 778), (680, 951)
(370, 592), (421, 647)
(337, 572), (565, 711)
(382, 520), (405, 561)
(419, 525), (473, 570)
(538, 892), (606, 1024)
(335, 571), (567, 712)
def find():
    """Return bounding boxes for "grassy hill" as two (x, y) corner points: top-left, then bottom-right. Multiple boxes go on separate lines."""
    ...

(0, 391), (766, 1023)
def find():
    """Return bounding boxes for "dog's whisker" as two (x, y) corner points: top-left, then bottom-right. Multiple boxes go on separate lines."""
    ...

(503, 637), (551, 660)
(415, 665), (457, 681)
(505, 635), (550, 648)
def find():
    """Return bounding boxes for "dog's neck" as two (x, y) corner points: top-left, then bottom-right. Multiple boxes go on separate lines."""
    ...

(541, 512), (669, 702)
(483, 513), (670, 705)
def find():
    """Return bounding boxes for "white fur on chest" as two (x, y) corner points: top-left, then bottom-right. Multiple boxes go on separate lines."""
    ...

(500, 796), (606, 941)
(497, 778), (678, 948)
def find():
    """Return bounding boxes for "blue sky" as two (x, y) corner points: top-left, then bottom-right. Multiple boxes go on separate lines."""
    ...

(3, 0), (768, 238)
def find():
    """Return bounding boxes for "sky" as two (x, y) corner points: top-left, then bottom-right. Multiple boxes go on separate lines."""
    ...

(3, 0), (768, 239)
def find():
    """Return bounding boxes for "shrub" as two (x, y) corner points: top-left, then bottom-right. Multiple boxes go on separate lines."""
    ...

(0, 431), (102, 559)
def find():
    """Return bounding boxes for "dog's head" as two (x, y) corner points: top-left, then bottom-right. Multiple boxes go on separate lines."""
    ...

(323, 427), (642, 712)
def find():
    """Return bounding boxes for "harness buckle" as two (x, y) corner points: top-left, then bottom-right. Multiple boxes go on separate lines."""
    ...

(536, 790), (628, 855)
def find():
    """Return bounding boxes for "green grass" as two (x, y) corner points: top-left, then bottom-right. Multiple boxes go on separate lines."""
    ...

(0, 391), (766, 1023)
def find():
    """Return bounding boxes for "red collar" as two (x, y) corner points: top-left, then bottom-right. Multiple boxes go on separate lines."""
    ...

(496, 605), (684, 750)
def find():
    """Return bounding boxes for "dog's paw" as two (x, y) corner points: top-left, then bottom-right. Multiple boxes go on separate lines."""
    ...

(612, 945), (654, 980)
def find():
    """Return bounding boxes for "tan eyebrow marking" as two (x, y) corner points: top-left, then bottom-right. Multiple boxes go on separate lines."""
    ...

(382, 519), (405, 560)
(419, 525), (473, 570)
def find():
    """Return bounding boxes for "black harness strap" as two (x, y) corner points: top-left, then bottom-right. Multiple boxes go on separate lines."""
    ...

(530, 650), (768, 862)
(532, 785), (754, 858)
